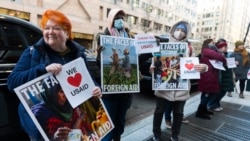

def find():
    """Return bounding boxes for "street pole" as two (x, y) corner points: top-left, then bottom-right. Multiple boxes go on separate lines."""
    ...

(243, 22), (250, 44)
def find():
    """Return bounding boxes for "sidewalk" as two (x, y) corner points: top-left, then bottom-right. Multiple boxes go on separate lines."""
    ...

(121, 86), (250, 141)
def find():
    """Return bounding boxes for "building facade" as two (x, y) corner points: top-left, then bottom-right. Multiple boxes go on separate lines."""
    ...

(195, 0), (250, 49)
(0, 0), (198, 54)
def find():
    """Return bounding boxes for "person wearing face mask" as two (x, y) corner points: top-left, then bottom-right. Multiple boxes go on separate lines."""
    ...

(96, 9), (133, 141)
(151, 21), (208, 141)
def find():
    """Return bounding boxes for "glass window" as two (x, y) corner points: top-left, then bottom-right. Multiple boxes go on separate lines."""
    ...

(0, 21), (41, 62)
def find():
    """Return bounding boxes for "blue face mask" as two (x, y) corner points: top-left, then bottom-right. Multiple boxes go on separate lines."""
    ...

(114, 19), (124, 29)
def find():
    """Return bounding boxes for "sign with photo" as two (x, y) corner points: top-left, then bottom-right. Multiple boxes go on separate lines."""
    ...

(100, 35), (139, 94)
(14, 73), (114, 141)
(152, 42), (189, 90)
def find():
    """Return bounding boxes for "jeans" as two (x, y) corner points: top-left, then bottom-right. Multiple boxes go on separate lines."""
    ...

(156, 74), (162, 84)
(18, 104), (43, 141)
(153, 97), (185, 139)
(208, 90), (227, 109)
(200, 92), (218, 107)
(101, 94), (132, 141)
(164, 102), (173, 121)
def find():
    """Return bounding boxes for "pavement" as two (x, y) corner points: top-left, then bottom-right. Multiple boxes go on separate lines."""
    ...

(121, 85), (250, 141)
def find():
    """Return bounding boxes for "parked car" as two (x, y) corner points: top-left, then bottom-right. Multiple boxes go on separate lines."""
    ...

(0, 14), (42, 140)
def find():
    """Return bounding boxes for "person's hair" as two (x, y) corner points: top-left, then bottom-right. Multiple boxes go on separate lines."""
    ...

(123, 48), (129, 55)
(202, 38), (213, 49)
(41, 9), (73, 40)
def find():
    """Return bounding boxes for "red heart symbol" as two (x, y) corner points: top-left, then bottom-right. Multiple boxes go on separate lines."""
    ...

(67, 73), (82, 87)
(185, 63), (194, 70)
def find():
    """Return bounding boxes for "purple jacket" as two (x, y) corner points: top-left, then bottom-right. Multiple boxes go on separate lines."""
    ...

(198, 47), (226, 93)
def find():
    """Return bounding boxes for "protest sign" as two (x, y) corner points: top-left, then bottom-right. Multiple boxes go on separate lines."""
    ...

(100, 35), (139, 94)
(14, 73), (114, 141)
(134, 33), (159, 54)
(180, 57), (200, 79)
(152, 42), (189, 90)
(56, 57), (95, 108)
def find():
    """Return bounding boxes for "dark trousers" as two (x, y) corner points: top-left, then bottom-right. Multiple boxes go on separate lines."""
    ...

(153, 97), (185, 139)
(208, 90), (227, 109)
(164, 102), (173, 121)
(101, 94), (132, 141)
(200, 92), (218, 107)
(239, 79), (246, 93)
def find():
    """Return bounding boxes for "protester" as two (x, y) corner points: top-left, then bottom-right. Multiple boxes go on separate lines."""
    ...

(230, 40), (250, 98)
(96, 9), (133, 141)
(207, 39), (234, 112)
(151, 21), (208, 141)
(196, 38), (226, 119)
(7, 9), (102, 140)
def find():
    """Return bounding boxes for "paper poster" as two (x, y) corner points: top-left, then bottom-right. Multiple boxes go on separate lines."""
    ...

(134, 33), (159, 54)
(152, 42), (189, 90)
(56, 57), (96, 108)
(209, 60), (225, 70)
(14, 73), (114, 141)
(180, 57), (200, 79)
(226, 57), (236, 68)
(100, 35), (139, 94)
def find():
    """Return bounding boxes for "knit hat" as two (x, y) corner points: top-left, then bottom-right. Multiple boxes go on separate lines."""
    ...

(176, 23), (187, 34)
(216, 42), (227, 49)
(235, 41), (244, 47)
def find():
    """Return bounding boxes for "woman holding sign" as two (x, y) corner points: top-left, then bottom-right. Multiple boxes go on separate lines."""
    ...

(151, 21), (208, 141)
(7, 10), (102, 140)
(96, 9), (134, 141)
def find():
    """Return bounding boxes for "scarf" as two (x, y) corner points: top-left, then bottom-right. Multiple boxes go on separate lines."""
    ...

(234, 48), (249, 66)
(110, 28), (128, 37)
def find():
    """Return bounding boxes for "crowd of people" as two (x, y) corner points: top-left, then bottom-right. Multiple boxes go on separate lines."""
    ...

(8, 8), (250, 141)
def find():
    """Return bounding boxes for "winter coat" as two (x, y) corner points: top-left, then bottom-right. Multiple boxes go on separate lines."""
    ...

(219, 52), (234, 92)
(7, 38), (88, 91)
(155, 21), (192, 101)
(198, 47), (226, 93)
(7, 38), (90, 139)
(230, 52), (250, 80)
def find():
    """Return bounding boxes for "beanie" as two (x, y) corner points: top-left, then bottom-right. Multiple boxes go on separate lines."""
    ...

(176, 24), (187, 34)
(216, 42), (227, 49)
(235, 41), (244, 47)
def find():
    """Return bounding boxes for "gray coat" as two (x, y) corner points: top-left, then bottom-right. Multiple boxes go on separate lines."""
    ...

(230, 52), (250, 80)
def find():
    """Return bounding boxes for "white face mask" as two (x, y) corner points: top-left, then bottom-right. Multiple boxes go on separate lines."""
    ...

(173, 31), (186, 40)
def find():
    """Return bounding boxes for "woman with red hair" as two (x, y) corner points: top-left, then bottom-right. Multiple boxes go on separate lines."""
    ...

(7, 9), (102, 140)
